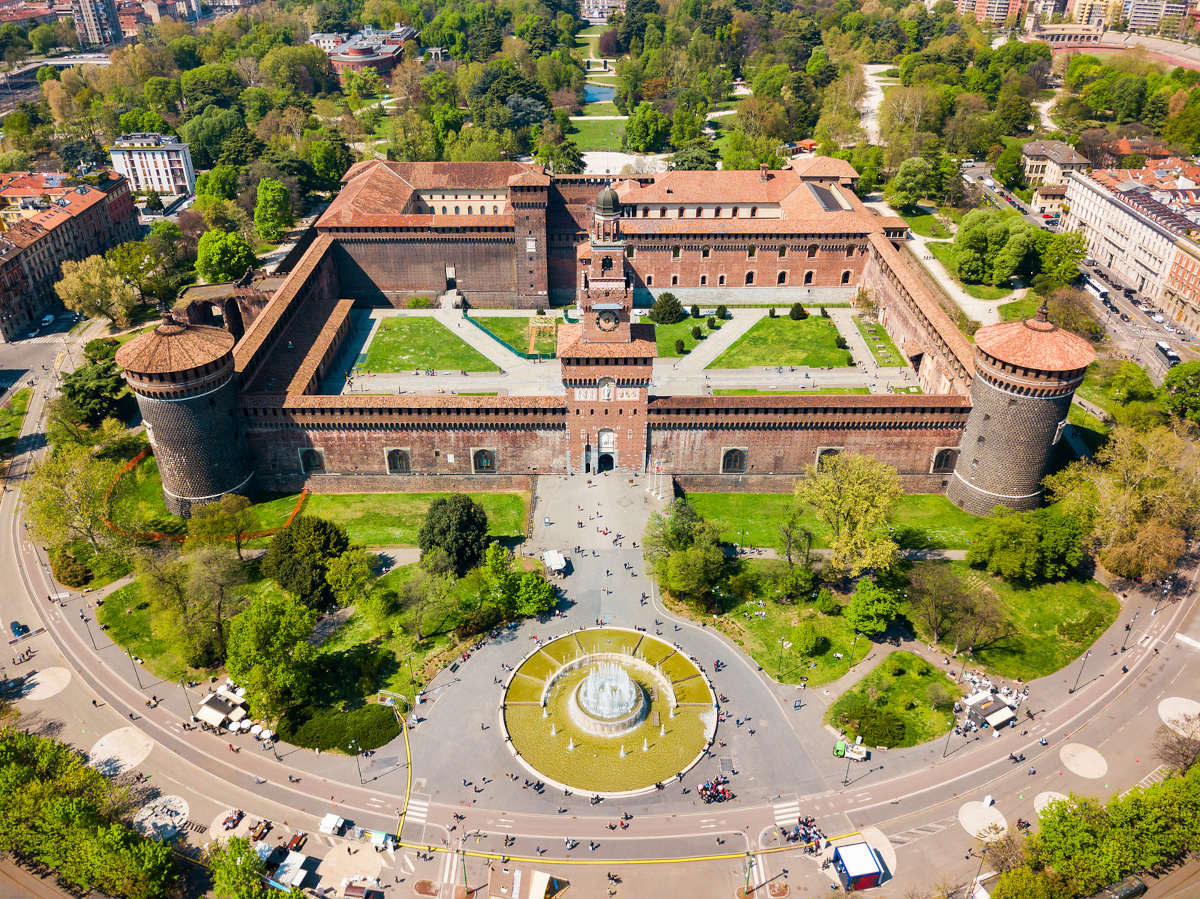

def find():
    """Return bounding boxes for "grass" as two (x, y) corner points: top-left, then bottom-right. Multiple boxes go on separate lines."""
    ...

(111, 454), (187, 536)
(827, 651), (961, 748)
(907, 562), (1120, 681)
(0, 387), (31, 456)
(475, 315), (558, 355)
(1073, 359), (1166, 423)
(359, 317), (498, 373)
(853, 317), (905, 367)
(899, 209), (953, 239)
(1068, 404), (1109, 453)
(655, 316), (722, 357)
(713, 387), (871, 395)
(568, 118), (626, 152)
(685, 492), (981, 552)
(999, 292), (1042, 322)
(577, 101), (620, 117)
(709, 317), (851, 369)
(927, 242), (1013, 301)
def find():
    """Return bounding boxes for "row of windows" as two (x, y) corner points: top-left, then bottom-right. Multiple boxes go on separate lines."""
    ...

(631, 206), (765, 219)
(717, 447), (958, 474)
(644, 270), (853, 287)
(438, 205), (502, 215)
(299, 447), (496, 475)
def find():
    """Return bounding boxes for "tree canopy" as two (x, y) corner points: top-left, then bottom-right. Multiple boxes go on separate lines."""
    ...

(418, 495), (489, 576)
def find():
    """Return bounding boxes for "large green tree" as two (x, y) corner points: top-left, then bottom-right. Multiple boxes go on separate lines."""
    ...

(207, 837), (269, 899)
(844, 578), (901, 637)
(261, 515), (350, 609)
(60, 361), (123, 426)
(887, 157), (931, 211)
(24, 442), (123, 553)
(418, 495), (489, 576)
(253, 178), (293, 242)
(1162, 361), (1200, 424)
(226, 594), (318, 719)
(196, 229), (256, 283)
(54, 255), (139, 327)
(623, 102), (670, 153)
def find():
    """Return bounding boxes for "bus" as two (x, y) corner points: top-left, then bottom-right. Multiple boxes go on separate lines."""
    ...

(1156, 341), (1182, 367)
(1084, 278), (1110, 302)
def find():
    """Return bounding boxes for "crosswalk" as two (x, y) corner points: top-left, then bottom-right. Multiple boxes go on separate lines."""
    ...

(773, 796), (800, 829)
(403, 794), (430, 828)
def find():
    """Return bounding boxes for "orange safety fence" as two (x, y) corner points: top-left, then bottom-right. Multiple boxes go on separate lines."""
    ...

(102, 449), (309, 544)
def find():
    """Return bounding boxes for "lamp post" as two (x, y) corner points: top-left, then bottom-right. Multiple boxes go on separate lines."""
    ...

(1068, 649), (1092, 695)
(83, 615), (97, 650)
(942, 713), (958, 758)
(841, 752), (853, 789)
(126, 647), (144, 689)
(1120, 610), (1140, 652)
(349, 739), (363, 784)
(744, 852), (753, 894)
(178, 680), (195, 719)
(776, 638), (791, 680)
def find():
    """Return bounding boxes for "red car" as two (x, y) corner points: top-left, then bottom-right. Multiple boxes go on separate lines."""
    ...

(1041, 213), (1053, 219)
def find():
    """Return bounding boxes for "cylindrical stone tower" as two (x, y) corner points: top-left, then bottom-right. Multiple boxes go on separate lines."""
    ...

(947, 304), (1095, 516)
(115, 314), (251, 518)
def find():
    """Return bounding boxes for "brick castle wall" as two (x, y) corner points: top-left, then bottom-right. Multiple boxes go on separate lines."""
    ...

(673, 472), (951, 494)
(281, 472), (534, 495)
(622, 238), (868, 291)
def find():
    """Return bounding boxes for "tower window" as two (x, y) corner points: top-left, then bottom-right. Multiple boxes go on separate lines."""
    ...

(642, 207), (648, 217)
(732, 208), (739, 217)
(778, 246), (787, 257)
(718, 274), (726, 285)
(841, 270), (851, 284)
(846, 245), (855, 257)
(659, 208), (665, 217)
(672, 246), (681, 258)
(747, 246), (756, 258)
(745, 271), (754, 284)
(671, 274), (678, 285)
(700, 275), (707, 285)
(646, 275), (653, 286)
(777, 271), (786, 284)
(804, 271), (814, 285)
(807, 244), (818, 258)
(749, 207), (757, 218)
(701, 247), (710, 258)
(722, 448), (747, 473)
(472, 449), (497, 473)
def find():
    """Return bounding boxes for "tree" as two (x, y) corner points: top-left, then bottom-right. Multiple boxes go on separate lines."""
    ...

(207, 837), (269, 899)
(54, 255), (139, 327)
(674, 338), (685, 354)
(144, 190), (163, 213)
(788, 303), (806, 320)
(669, 139), (719, 171)
(793, 453), (902, 576)
(180, 547), (248, 666)
(966, 507), (1083, 582)
(790, 619), (822, 656)
(181, 64), (243, 111)
(253, 178), (293, 242)
(1154, 713), (1200, 772)
(908, 563), (969, 644)
(1162, 361), (1200, 424)
(778, 504), (813, 570)
(196, 165), (241, 201)
(60, 362), (123, 426)
(196, 230), (256, 283)
(887, 157), (931, 211)
(325, 548), (376, 608)
(994, 143), (1025, 189)
(83, 338), (117, 365)
(24, 443), (122, 553)
(418, 495), (489, 576)
(649, 291), (683, 324)
(844, 578), (901, 637)
(187, 494), (254, 560)
(1037, 231), (1087, 291)
(260, 515), (350, 610)
(226, 594), (317, 719)
(108, 239), (176, 308)
(1105, 360), (1157, 403)
(623, 102), (669, 153)
(179, 106), (244, 169)
(515, 571), (556, 616)
(1045, 287), (1103, 342)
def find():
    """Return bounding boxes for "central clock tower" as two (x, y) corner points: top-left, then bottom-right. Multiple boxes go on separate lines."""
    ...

(580, 185), (632, 344)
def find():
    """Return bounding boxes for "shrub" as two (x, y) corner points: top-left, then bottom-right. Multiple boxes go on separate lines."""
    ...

(768, 306), (777, 318)
(814, 588), (839, 616)
(789, 303), (806, 320)
(706, 316), (716, 330)
(407, 296), (434, 308)
(50, 545), (91, 587)
(820, 306), (829, 318)
(690, 325), (702, 340)
(456, 603), (503, 641)
(650, 292), (683, 324)
(690, 304), (701, 318)
(535, 306), (545, 316)
(836, 699), (907, 747)
(716, 304), (728, 319)
(835, 335), (849, 350)
(674, 338), (685, 354)
(1057, 608), (1107, 643)
(278, 702), (400, 751)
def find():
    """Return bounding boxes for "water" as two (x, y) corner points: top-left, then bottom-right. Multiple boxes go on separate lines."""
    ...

(578, 662), (639, 720)
(584, 84), (615, 104)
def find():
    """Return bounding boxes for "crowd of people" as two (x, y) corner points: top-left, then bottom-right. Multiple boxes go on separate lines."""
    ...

(699, 776), (734, 803)
(783, 815), (826, 850)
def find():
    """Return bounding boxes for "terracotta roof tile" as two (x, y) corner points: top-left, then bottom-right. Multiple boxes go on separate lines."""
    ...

(115, 317), (234, 375)
(786, 155), (860, 181)
(974, 317), (1096, 371)
(556, 323), (657, 358)
(648, 394), (970, 411)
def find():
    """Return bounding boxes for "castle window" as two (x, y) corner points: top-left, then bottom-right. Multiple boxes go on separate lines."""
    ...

(454, 206), (460, 214)
(625, 246), (635, 257)
(846, 245), (855, 257)
(672, 246), (681, 258)
(702, 246), (710, 258)
(722, 448), (747, 474)
(747, 246), (756, 258)
(778, 246), (787, 258)
(932, 449), (958, 473)
(441, 207), (447, 214)
(714, 207), (722, 216)
(671, 275), (678, 286)
(745, 271), (754, 284)
(467, 206), (473, 214)
(807, 244), (818, 258)
(493, 205), (499, 214)
(841, 270), (851, 284)
(387, 448), (411, 474)
(777, 271), (787, 284)
(750, 207), (757, 218)
(299, 448), (324, 473)
(732, 208), (739, 217)
(602, 255), (613, 272)
(804, 271), (813, 285)
(472, 449), (497, 473)
(646, 275), (653, 286)
(659, 208), (665, 217)
(718, 274), (726, 285)
(700, 275), (707, 286)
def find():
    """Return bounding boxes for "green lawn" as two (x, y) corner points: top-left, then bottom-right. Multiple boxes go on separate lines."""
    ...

(827, 651), (961, 748)
(713, 388), (871, 395)
(927, 242), (1013, 301)
(853, 317), (905, 367)
(999, 292), (1042, 322)
(655, 316), (722, 357)
(675, 560), (871, 686)
(1073, 359), (1165, 423)
(568, 118), (625, 151)
(578, 101), (620, 117)
(899, 209), (953, 239)
(360, 317), (498, 373)
(709, 317), (851, 369)
(685, 492), (981, 552)
(906, 562), (1120, 681)
(475, 315), (558, 355)
(111, 454), (187, 536)
(0, 387), (31, 456)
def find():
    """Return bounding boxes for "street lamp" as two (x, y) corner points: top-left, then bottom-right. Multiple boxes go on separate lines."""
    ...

(178, 680), (195, 719)
(126, 647), (144, 689)
(1120, 610), (1140, 653)
(1068, 649), (1092, 694)
(776, 638), (791, 680)
(348, 739), (363, 784)
(83, 615), (97, 650)
(841, 751), (853, 789)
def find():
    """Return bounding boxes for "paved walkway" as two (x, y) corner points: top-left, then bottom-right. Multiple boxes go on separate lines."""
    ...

(858, 64), (894, 146)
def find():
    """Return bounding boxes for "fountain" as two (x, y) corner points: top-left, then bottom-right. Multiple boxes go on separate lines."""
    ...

(550, 723), (556, 737)
(642, 738), (649, 752)
(568, 737), (574, 750)
(619, 744), (626, 758)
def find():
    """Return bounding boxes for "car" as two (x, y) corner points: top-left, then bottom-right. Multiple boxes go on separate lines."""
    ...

(9, 621), (29, 638)
(25, 329), (37, 339)
(1153, 314), (1165, 323)
(40, 314), (55, 327)
(1164, 324), (1176, 333)
(1041, 213), (1053, 219)
(1120, 313), (1131, 323)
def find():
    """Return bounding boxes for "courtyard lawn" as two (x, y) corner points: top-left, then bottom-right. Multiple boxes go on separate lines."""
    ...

(655, 316), (721, 357)
(568, 118), (626, 152)
(713, 388), (870, 395)
(668, 559), (870, 686)
(0, 387), (31, 456)
(111, 454), (187, 536)
(853, 317), (905, 367)
(685, 492), (981, 552)
(899, 209), (953, 239)
(578, 101), (620, 117)
(709, 317), (851, 369)
(927, 242), (1013, 301)
(476, 315), (558, 355)
(826, 651), (961, 748)
(907, 562), (1120, 681)
(359, 317), (498, 373)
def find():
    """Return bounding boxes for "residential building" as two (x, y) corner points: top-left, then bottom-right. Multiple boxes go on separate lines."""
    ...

(308, 31), (349, 52)
(0, 177), (138, 341)
(956, 0), (1024, 25)
(309, 24), (416, 82)
(71, 0), (120, 46)
(1021, 140), (1089, 186)
(1033, 183), (1067, 217)
(1067, 0), (1110, 25)
(0, 172), (72, 230)
(110, 133), (196, 197)
(1100, 137), (1174, 166)
(1122, 0), (1189, 32)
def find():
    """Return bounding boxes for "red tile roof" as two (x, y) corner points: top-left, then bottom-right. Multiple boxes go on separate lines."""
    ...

(557, 322), (657, 358)
(974, 317), (1096, 372)
(116, 317), (235, 375)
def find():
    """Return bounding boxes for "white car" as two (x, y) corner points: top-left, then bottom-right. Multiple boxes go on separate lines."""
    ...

(40, 314), (55, 327)
(1152, 314), (1165, 323)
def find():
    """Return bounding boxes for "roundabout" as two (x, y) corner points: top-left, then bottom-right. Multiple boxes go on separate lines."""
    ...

(502, 627), (717, 795)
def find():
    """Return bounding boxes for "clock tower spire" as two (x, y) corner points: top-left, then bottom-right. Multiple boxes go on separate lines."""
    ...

(580, 184), (632, 344)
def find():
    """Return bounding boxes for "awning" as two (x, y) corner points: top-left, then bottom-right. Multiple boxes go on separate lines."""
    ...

(195, 704), (226, 728)
(319, 813), (344, 835)
(986, 707), (1016, 728)
(542, 550), (566, 572)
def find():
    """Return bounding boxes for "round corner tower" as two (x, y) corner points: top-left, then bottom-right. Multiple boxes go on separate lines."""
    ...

(115, 314), (251, 518)
(946, 304), (1096, 516)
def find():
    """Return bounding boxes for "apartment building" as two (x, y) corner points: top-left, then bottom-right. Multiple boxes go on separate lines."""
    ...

(1122, 0), (1190, 32)
(109, 133), (196, 197)
(1021, 140), (1089, 186)
(71, 0), (120, 46)
(956, 0), (1024, 25)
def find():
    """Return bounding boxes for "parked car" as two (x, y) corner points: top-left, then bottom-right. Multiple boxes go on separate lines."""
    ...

(1120, 313), (1131, 323)
(1041, 213), (1053, 219)
(40, 314), (55, 327)
(9, 621), (29, 638)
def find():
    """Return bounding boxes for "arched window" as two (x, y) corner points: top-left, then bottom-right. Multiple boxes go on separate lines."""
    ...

(441, 206), (447, 214)
(846, 245), (855, 257)
(493, 205), (499, 214)
(745, 271), (755, 284)
(722, 448), (747, 473)
(732, 208), (739, 217)
(700, 275), (707, 285)
(472, 449), (496, 473)
(817, 448), (841, 469)
(777, 271), (787, 284)
(387, 449), (411, 474)
(701, 246), (711, 258)
(749, 207), (757, 218)
(778, 246), (787, 258)
(646, 274), (653, 286)
(714, 207), (722, 216)
(467, 206), (473, 214)
(601, 255), (613, 272)
(672, 246), (681, 258)
(718, 274), (726, 285)
(933, 449), (959, 473)
(807, 244), (818, 258)
(659, 207), (666, 217)
(671, 274), (678, 285)
(804, 271), (814, 285)
(300, 448), (324, 473)
(454, 206), (460, 214)
(841, 270), (851, 284)
(642, 207), (648, 217)
(747, 245), (756, 258)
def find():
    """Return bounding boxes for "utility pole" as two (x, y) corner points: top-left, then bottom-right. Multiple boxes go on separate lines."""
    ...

(126, 648), (144, 689)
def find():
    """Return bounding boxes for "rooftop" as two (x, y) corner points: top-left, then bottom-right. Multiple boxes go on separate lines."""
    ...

(973, 306), (1096, 372)
(1022, 140), (1087, 166)
(112, 132), (188, 150)
(115, 316), (236, 375)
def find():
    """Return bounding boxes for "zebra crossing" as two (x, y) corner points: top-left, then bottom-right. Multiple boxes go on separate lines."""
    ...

(773, 796), (801, 829)
(402, 794), (430, 828)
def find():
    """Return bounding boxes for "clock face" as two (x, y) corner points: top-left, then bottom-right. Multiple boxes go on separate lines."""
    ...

(596, 310), (619, 331)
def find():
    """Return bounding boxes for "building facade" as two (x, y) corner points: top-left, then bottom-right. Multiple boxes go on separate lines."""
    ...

(309, 24), (416, 82)
(1021, 140), (1089, 187)
(110, 133), (196, 197)
(71, 0), (120, 46)
(117, 160), (1087, 519)
(956, 0), (1024, 25)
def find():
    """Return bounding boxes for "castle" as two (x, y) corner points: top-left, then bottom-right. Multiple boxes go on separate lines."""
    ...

(114, 159), (1095, 519)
